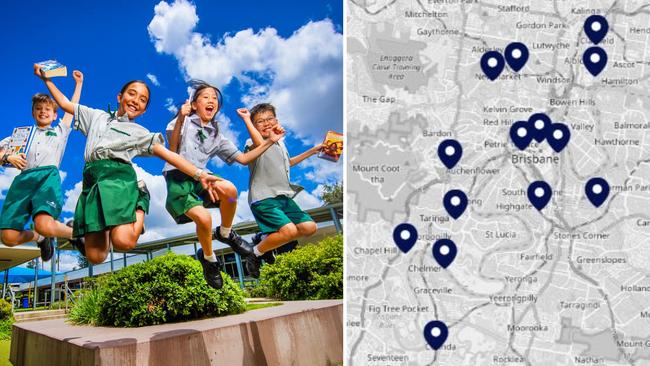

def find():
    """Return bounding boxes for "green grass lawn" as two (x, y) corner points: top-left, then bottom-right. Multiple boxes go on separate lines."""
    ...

(0, 340), (10, 366)
(245, 302), (282, 311)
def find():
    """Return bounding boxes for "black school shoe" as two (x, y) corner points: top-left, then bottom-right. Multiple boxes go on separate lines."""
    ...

(251, 232), (275, 264)
(196, 248), (223, 289)
(66, 220), (86, 257)
(245, 254), (262, 278)
(214, 227), (253, 256)
(36, 237), (54, 262)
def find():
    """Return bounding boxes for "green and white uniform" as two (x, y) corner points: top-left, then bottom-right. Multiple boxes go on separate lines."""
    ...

(245, 138), (313, 233)
(71, 104), (163, 236)
(163, 114), (240, 224)
(0, 123), (71, 230)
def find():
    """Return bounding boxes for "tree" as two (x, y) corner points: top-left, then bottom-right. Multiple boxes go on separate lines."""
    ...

(320, 182), (343, 205)
(76, 253), (89, 270)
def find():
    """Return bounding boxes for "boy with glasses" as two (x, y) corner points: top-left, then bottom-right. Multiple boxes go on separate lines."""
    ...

(236, 104), (323, 277)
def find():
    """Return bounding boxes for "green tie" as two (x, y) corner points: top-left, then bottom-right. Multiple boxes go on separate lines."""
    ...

(197, 129), (207, 143)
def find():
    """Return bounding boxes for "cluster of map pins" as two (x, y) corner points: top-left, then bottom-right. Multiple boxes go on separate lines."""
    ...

(526, 178), (610, 211)
(510, 113), (571, 153)
(583, 15), (609, 76)
(480, 42), (529, 80)
(437, 139), (469, 221)
(389, 16), (616, 355)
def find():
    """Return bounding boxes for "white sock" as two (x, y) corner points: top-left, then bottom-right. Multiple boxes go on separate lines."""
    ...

(35, 234), (44, 243)
(204, 253), (218, 263)
(220, 226), (231, 237)
(253, 245), (263, 257)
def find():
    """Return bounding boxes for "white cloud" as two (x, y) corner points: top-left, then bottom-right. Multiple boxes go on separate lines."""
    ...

(62, 180), (82, 214)
(147, 0), (342, 143)
(165, 97), (178, 114)
(146, 73), (160, 86)
(294, 186), (324, 209)
(299, 154), (343, 184)
(148, 0), (198, 54)
(0, 168), (20, 199)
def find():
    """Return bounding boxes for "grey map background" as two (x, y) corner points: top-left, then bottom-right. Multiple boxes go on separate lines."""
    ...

(346, 0), (650, 365)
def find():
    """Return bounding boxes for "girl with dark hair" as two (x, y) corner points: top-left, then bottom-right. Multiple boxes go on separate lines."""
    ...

(34, 65), (222, 265)
(164, 80), (282, 289)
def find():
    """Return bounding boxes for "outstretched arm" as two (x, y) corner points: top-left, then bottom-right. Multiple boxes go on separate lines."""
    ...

(290, 143), (324, 167)
(236, 108), (264, 148)
(169, 100), (191, 152)
(60, 70), (84, 128)
(152, 144), (222, 201)
(33, 64), (74, 114)
(233, 127), (285, 165)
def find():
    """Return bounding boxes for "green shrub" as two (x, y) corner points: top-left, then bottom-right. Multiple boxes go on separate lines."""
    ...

(244, 282), (271, 298)
(68, 289), (102, 326)
(0, 318), (13, 340)
(0, 299), (12, 321)
(69, 252), (246, 327)
(259, 235), (343, 300)
(50, 300), (67, 310)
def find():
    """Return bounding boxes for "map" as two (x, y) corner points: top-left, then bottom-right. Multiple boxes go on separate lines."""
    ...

(346, 0), (650, 365)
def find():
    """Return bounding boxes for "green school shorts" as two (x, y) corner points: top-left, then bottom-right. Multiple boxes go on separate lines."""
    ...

(0, 165), (62, 231)
(164, 169), (220, 224)
(250, 195), (313, 233)
(73, 159), (149, 237)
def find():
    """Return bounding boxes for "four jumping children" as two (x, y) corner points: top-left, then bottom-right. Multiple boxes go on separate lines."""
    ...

(0, 64), (323, 289)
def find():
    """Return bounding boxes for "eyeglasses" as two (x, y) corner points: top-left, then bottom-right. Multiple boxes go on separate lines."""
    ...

(254, 117), (277, 125)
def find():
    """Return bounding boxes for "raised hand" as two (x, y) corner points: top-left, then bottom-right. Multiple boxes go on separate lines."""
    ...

(33, 64), (47, 79)
(311, 143), (325, 154)
(72, 70), (84, 83)
(180, 99), (191, 118)
(236, 108), (251, 120)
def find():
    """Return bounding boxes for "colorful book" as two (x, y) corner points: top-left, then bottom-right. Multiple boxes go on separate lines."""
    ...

(36, 60), (67, 78)
(2, 126), (36, 167)
(318, 130), (343, 162)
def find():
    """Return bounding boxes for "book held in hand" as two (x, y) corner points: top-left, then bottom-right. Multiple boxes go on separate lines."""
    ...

(37, 60), (67, 78)
(2, 126), (36, 167)
(318, 131), (343, 162)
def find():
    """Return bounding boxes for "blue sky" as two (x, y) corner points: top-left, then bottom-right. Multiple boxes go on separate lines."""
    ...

(0, 0), (342, 270)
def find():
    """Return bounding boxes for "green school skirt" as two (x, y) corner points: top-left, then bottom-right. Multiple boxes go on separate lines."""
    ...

(164, 169), (220, 224)
(0, 165), (62, 231)
(73, 159), (149, 237)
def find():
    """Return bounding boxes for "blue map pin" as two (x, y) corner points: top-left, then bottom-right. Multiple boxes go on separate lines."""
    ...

(528, 113), (551, 143)
(432, 239), (457, 269)
(393, 223), (418, 253)
(527, 181), (552, 211)
(438, 139), (462, 169)
(504, 42), (529, 72)
(585, 177), (610, 208)
(584, 15), (609, 44)
(583, 47), (607, 77)
(480, 51), (505, 81)
(424, 320), (448, 351)
(546, 123), (571, 153)
(443, 190), (468, 220)
(509, 121), (533, 151)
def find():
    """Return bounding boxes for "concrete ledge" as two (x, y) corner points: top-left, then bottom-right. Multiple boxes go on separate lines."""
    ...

(10, 300), (342, 366)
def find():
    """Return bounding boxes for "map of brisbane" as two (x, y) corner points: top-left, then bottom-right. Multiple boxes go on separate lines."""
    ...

(346, 0), (650, 365)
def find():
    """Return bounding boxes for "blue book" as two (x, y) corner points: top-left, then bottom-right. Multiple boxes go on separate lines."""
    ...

(36, 60), (67, 78)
